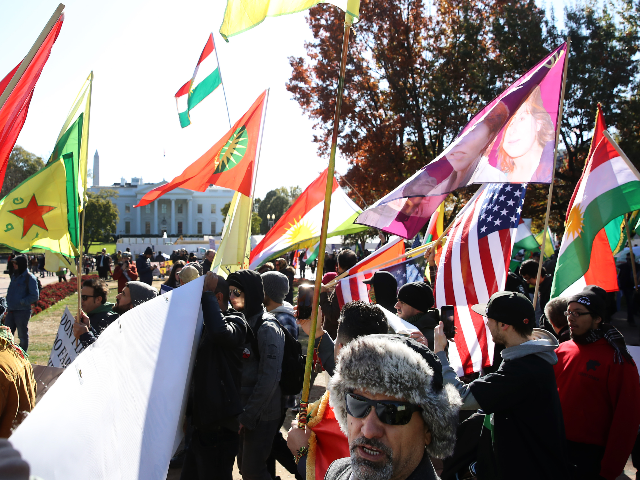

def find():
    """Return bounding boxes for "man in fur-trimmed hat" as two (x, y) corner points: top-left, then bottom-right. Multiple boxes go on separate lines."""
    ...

(326, 334), (461, 480)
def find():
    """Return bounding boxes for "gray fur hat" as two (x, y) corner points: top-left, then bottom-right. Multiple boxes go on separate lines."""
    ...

(328, 334), (461, 459)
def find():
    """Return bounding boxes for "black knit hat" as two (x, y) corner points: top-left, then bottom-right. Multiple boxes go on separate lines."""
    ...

(567, 291), (605, 320)
(397, 282), (434, 312)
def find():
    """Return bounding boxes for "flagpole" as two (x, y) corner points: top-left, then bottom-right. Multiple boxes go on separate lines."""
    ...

(0, 4), (65, 111)
(533, 38), (570, 309)
(244, 89), (270, 265)
(298, 19), (353, 427)
(211, 33), (232, 129)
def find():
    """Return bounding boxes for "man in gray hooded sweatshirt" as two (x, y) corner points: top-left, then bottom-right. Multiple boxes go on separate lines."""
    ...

(227, 270), (285, 480)
(433, 291), (570, 479)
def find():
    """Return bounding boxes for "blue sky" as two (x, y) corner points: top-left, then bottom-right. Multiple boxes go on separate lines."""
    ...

(1, 0), (568, 201)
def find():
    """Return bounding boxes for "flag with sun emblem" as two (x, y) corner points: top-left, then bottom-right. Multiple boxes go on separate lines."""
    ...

(551, 128), (640, 298)
(136, 91), (267, 207)
(249, 168), (367, 269)
(0, 114), (83, 259)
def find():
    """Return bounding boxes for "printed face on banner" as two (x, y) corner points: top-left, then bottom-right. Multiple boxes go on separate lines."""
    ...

(355, 44), (566, 239)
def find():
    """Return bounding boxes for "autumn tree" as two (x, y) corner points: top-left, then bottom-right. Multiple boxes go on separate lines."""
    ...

(1, 146), (45, 198)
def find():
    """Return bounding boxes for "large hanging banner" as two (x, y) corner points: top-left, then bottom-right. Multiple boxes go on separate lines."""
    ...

(11, 277), (205, 479)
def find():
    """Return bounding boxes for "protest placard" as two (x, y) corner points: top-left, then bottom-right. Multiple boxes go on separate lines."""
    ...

(47, 306), (84, 368)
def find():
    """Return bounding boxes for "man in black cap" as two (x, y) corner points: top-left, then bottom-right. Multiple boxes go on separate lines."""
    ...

(433, 291), (570, 479)
(137, 247), (154, 285)
(554, 289), (640, 480)
(363, 271), (398, 313)
(394, 282), (439, 350)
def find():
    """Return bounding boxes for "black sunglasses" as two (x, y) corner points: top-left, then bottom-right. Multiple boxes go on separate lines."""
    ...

(81, 295), (98, 301)
(345, 393), (421, 426)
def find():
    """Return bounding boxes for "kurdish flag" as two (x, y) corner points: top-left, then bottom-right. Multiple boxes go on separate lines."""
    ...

(138, 91), (266, 206)
(220, 0), (360, 41)
(0, 114), (82, 260)
(249, 168), (367, 269)
(551, 130), (640, 298)
(175, 34), (222, 128)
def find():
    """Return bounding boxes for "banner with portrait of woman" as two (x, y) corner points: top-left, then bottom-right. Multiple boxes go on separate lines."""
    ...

(355, 43), (568, 239)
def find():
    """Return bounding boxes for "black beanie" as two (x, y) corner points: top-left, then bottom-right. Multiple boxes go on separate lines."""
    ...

(568, 291), (605, 320)
(397, 282), (434, 313)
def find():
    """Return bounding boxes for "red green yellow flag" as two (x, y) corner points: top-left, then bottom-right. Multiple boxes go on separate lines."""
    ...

(136, 91), (267, 207)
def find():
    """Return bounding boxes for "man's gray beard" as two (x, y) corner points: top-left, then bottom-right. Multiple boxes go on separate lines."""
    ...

(350, 437), (393, 480)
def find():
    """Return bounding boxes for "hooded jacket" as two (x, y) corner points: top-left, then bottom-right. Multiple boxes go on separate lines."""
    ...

(7, 256), (39, 311)
(227, 270), (285, 430)
(190, 293), (247, 432)
(136, 254), (153, 285)
(438, 329), (570, 479)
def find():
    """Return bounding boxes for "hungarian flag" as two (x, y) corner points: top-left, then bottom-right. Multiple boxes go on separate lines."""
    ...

(137, 91), (267, 206)
(0, 113), (82, 260)
(249, 169), (366, 269)
(0, 13), (64, 188)
(175, 34), (222, 128)
(551, 109), (632, 297)
(220, 0), (360, 41)
(335, 237), (405, 308)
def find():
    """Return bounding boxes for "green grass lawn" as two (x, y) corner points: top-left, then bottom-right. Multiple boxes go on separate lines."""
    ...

(86, 243), (117, 254)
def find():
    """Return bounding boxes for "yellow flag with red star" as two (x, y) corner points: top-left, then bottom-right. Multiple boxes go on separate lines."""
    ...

(0, 113), (82, 260)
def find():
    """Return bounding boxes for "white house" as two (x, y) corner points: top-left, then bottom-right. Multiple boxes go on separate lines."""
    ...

(88, 176), (234, 237)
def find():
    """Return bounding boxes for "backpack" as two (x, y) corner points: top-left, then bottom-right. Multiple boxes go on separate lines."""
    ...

(251, 314), (306, 396)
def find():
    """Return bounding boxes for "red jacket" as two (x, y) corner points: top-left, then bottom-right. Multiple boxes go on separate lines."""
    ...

(554, 338), (640, 480)
(112, 264), (138, 293)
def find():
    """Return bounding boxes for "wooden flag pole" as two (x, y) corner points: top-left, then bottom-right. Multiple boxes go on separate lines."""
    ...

(533, 38), (570, 310)
(298, 19), (352, 427)
(0, 4), (65, 111)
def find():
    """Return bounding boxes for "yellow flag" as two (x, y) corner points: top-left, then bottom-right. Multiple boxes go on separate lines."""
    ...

(0, 115), (83, 259)
(212, 192), (253, 278)
(535, 228), (555, 258)
(52, 72), (92, 210)
(220, 0), (360, 41)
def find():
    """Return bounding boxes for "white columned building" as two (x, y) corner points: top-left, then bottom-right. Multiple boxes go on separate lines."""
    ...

(88, 177), (234, 238)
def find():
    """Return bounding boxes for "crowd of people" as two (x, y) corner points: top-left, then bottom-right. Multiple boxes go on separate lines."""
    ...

(0, 241), (640, 480)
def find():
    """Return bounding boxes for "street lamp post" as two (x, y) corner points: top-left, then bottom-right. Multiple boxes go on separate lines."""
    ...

(267, 214), (275, 230)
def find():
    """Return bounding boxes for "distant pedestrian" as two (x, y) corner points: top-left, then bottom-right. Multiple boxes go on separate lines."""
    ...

(137, 247), (154, 285)
(5, 255), (39, 352)
(95, 248), (112, 280)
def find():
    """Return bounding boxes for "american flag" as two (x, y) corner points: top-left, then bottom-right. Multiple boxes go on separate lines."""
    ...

(335, 237), (405, 308)
(435, 183), (527, 375)
(381, 256), (426, 290)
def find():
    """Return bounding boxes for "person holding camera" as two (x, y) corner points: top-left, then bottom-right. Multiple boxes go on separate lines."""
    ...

(112, 259), (138, 294)
(433, 291), (571, 479)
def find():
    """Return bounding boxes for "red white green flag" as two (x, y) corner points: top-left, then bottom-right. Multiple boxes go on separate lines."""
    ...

(137, 91), (266, 207)
(175, 33), (223, 128)
(249, 169), (366, 268)
(552, 107), (640, 297)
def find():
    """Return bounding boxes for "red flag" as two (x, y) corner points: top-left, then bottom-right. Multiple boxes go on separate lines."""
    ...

(136, 91), (267, 207)
(0, 15), (64, 187)
(335, 237), (405, 308)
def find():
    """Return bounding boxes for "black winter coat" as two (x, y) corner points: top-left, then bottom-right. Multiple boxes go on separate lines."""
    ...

(190, 293), (247, 431)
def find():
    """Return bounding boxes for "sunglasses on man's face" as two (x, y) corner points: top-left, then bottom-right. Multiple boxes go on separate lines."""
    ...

(81, 295), (98, 301)
(345, 392), (421, 426)
(230, 288), (243, 298)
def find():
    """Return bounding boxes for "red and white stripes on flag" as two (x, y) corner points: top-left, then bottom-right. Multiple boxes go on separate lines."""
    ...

(435, 184), (527, 376)
(335, 237), (405, 308)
